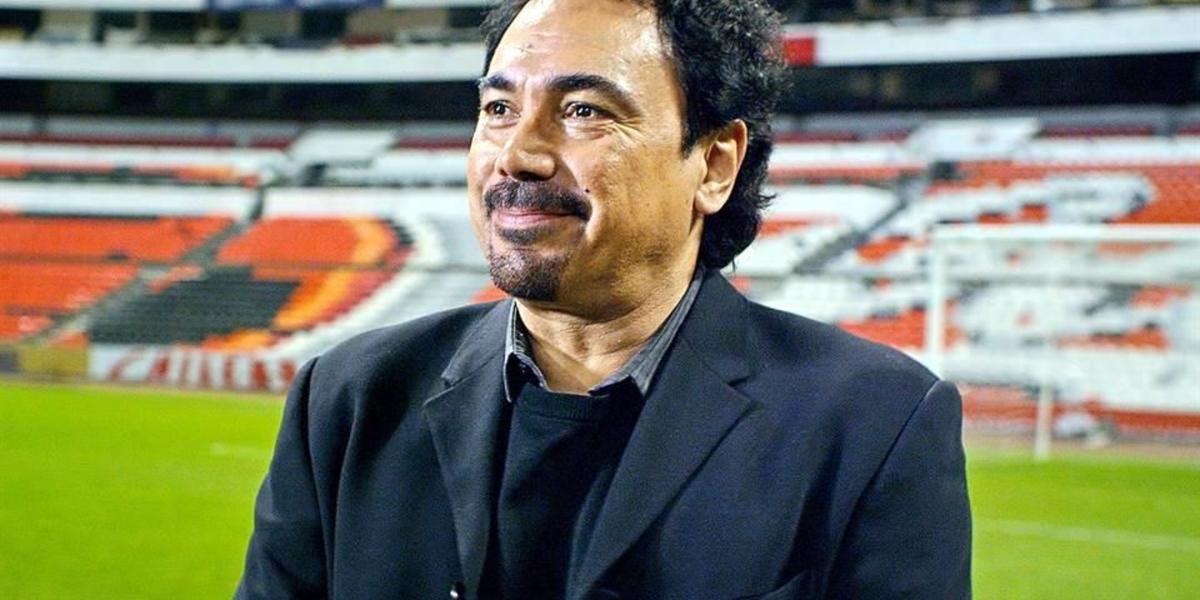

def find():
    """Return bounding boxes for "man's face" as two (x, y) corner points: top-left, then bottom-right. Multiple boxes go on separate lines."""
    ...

(467, 0), (706, 309)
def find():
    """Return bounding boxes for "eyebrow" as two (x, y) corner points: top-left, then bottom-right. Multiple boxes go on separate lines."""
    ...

(477, 72), (641, 115)
(477, 73), (515, 93)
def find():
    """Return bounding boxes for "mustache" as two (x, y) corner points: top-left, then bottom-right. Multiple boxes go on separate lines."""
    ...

(484, 180), (591, 221)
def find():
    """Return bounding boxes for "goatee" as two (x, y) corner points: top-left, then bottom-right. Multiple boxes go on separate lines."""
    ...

(482, 179), (589, 301)
(486, 246), (565, 301)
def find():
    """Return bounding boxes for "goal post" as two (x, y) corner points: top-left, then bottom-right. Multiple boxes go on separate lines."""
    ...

(925, 224), (1200, 460)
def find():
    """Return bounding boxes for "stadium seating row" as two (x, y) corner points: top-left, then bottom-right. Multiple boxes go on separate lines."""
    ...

(218, 218), (408, 267)
(0, 212), (415, 344)
(4, 120), (1200, 192)
(0, 215), (231, 262)
(0, 262), (138, 342)
(0, 142), (291, 186)
(3, 124), (1195, 438)
(0, 313), (53, 342)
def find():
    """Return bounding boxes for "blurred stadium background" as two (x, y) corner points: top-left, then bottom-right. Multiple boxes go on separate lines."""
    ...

(1, 0), (1198, 598)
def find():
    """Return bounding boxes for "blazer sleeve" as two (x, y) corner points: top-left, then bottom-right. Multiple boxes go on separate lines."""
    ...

(826, 379), (973, 599)
(235, 358), (328, 600)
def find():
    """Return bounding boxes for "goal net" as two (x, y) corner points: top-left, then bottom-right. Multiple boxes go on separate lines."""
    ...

(923, 224), (1200, 458)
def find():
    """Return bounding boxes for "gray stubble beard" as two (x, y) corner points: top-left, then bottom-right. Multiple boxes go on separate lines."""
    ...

(486, 232), (569, 302)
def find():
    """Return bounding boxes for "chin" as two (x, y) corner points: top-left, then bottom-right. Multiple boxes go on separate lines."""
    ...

(487, 246), (569, 302)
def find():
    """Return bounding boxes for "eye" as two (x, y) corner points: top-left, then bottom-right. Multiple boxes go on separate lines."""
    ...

(481, 100), (516, 121)
(565, 102), (607, 121)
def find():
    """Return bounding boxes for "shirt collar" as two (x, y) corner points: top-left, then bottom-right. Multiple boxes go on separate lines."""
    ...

(503, 266), (705, 402)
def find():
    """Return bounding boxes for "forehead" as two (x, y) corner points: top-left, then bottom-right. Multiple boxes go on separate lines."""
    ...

(487, 0), (676, 99)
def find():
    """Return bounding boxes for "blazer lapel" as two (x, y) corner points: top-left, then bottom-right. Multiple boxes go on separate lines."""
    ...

(422, 300), (510, 598)
(573, 273), (755, 596)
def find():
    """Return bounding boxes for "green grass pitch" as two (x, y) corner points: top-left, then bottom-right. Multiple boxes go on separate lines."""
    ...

(2, 380), (1198, 599)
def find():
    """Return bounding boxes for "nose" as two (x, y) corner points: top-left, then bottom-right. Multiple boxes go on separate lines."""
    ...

(495, 117), (557, 182)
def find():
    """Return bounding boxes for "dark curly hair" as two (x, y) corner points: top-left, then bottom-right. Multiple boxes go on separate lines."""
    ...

(480, 0), (786, 270)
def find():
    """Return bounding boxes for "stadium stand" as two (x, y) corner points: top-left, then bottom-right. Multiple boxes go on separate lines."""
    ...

(769, 142), (926, 183)
(0, 181), (255, 344)
(324, 149), (469, 187)
(0, 313), (52, 342)
(85, 213), (415, 347)
(734, 185), (897, 276)
(89, 267), (298, 346)
(0, 142), (290, 185)
(0, 191), (244, 342)
(6, 124), (1194, 423)
(0, 214), (231, 263)
(216, 217), (408, 267)
(266, 268), (394, 333)
(0, 262), (137, 341)
(0, 0), (1195, 438)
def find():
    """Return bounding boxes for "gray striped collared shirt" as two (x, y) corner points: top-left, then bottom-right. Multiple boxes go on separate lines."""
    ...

(503, 267), (705, 402)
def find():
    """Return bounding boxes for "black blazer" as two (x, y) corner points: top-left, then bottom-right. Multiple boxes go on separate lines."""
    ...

(236, 271), (971, 599)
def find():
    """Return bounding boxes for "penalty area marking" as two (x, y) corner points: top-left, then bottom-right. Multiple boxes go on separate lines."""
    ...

(978, 518), (1200, 552)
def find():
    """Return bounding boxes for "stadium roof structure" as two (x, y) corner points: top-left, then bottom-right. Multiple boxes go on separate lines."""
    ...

(1, 6), (1198, 82)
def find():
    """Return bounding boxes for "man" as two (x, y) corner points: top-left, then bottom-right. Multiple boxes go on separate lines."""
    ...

(236, 0), (971, 598)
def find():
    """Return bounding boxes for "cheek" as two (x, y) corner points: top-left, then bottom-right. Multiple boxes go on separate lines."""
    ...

(581, 151), (689, 250)
(466, 149), (496, 239)
(574, 156), (631, 237)
(466, 144), (494, 190)
(467, 188), (486, 238)
(607, 145), (694, 222)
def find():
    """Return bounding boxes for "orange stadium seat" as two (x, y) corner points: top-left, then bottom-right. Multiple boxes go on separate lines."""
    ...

(0, 262), (136, 313)
(0, 313), (53, 341)
(856, 235), (911, 264)
(774, 131), (859, 143)
(1131, 286), (1191, 307)
(838, 307), (963, 350)
(757, 217), (835, 237)
(945, 161), (1200, 224)
(1058, 326), (1170, 350)
(255, 267), (395, 332)
(1117, 167), (1200, 224)
(0, 216), (232, 262)
(770, 165), (918, 184)
(74, 216), (414, 350)
(200, 329), (280, 350)
(217, 218), (401, 267)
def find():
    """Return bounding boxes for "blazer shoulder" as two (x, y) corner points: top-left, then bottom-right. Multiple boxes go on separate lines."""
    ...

(737, 301), (956, 482)
(747, 300), (935, 378)
(742, 300), (940, 409)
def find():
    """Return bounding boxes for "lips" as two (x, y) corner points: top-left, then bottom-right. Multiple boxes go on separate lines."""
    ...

(492, 209), (577, 228)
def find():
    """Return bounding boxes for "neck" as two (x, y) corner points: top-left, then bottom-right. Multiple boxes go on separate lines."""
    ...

(516, 263), (696, 394)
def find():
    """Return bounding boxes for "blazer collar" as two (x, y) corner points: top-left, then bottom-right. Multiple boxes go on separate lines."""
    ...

(423, 299), (510, 598)
(677, 268), (752, 385)
(572, 270), (755, 596)
(440, 298), (512, 385)
(424, 272), (755, 599)
(437, 268), (750, 386)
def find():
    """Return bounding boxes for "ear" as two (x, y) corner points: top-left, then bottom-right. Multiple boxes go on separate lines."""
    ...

(694, 119), (749, 217)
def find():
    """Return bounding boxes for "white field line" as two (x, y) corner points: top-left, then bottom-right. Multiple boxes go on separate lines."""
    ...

(978, 518), (1200, 552)
(209, 442), (272, 461)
